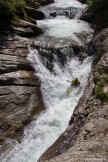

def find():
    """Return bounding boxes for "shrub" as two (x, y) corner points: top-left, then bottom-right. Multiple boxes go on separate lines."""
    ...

(0, 0), (26, 28)
(97, 67), (108, 75)
(95, 79), (108, 101)
(87, 0), (108, 28)
(25, 0), (39, 8)
(87, 0), (108, 14)
(0, 0), (25, 17)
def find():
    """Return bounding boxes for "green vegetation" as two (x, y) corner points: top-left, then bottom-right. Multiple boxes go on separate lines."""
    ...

(0, 0), (107, 30)
(0, 0), (43, 29)
(26, 0), (40, 8)
(95, 65), (108, 102)
(0, 0), (41, 17)
(97, 67), (108, 75)
(95, 79), (106, 101)
(87, 0), (108, 28)
(0, 0), (25, 29)
(0, 0), (26, 19)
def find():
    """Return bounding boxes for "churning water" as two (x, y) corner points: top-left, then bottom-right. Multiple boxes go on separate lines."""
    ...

(1, 0), (93, 162)
(1, 51), (93, 162)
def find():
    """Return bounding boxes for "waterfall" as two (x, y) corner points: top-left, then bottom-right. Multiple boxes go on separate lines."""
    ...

(0, 0), (94, 162)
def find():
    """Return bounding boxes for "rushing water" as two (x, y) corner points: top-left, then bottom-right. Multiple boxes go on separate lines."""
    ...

(1, 0), (93, 162)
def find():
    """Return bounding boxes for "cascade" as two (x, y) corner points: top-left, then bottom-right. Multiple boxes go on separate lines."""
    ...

(1, 0), (94, 162)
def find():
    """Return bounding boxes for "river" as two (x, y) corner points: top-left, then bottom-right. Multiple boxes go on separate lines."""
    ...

(1, 0), (93, 162)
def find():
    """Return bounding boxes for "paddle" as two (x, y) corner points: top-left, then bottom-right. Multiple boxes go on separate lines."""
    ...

(66, 80), (71, 83)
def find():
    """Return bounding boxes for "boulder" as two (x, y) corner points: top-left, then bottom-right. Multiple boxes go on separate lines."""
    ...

(40, 0), (54, 6)
(11, 25), (44, 37)
(19, 19), (36, 28)
(78, 0), (87, 4)
(25, 16), (37, 25)
(93, 28), (108, 64)
(31, 41), (86, 72)
(80, 9), (93, 23)
(25, 7), (45, 20)
(49, 12), (57, 17)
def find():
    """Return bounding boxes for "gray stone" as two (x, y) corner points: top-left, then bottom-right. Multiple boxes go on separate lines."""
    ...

(0, 35), (45, 155)
(25, 7), (45, 20)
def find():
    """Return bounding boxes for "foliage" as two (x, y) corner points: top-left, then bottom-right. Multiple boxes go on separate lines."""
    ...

(0, 0), (26, 28)
(95, 78), (108, 102)
(97, 67), (108, 75)
(25, 0), (39, 8)
(87, 0), (108, 14)
(26, 0), (38, 5)
(87, 0), (108, 28)
(96, 65), (108, 102)
(0, 0), (40, 21)
(0, 0), (25, 17)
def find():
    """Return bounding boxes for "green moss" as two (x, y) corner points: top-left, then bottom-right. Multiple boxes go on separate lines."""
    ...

(11, 15), (20, 26)
(0, 0), (26, 30)
(0, 0), (46, 29)
(0, 0), (26, 17)
(95, 78), (108, 102)
(97, 67), (108, 75)
(87, 0), (108, 28)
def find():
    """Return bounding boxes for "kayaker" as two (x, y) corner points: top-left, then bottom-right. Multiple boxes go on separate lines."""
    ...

(71, 78), (80, 87)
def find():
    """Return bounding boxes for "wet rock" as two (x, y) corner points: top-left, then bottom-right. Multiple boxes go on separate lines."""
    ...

(69, 8), (78, 19)
(11, 25), (43, 37)
(50, 12), (57, 17)
(25, 7), (45, 20)
(25, 16), (37, 25)
(40, 0), (54, 6)
(80, 9), (93, 23)
(78, 0), (87, 4)
(38, 29), (108, 162)
(19, 19), (36, 28)
(93, 28), (108, 64)
(0, 70), (40, 86)
(0, 54), (34, 74)
(0, 35), (45, 155)
(31, 41), (86, 72)
(49, 9), (77, 19)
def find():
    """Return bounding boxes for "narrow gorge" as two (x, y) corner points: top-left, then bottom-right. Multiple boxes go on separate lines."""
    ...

(0, 0), (108, 162)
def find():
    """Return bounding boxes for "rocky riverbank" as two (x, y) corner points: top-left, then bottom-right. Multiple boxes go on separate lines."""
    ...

(0, 0), (107, 161)
(0, 0), (54, 36)
(0, 0), (54, 156)
(38, 27), (108, 162)
(0, 35), (46, 155)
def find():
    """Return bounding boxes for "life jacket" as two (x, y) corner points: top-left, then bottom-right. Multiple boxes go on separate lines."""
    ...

(71, 79), (80, 87)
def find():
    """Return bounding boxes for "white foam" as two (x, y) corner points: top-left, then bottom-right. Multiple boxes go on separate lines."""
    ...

(37, 19), (92, 42)
(51, 0), (86, 8)
(42, 0), (86, 9)
(1, 48), (93, 162)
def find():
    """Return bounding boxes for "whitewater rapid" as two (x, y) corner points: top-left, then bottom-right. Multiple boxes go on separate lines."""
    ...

(1, 51), (93, 162)
(1, 0), (94, 162)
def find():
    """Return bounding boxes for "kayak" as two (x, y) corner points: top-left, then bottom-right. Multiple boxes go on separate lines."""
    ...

(66, 86), (73, 94)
